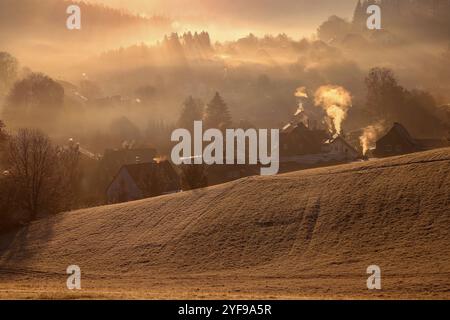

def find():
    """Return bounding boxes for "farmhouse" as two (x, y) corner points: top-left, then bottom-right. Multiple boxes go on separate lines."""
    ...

(99, 147), (157, 184)
(374, 123), (419, 157)
(374, 122), (450, 157)
(106, 161), (180, 204)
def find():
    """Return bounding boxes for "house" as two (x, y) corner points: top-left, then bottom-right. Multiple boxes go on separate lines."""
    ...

(99, 147), (157, 186)
(374, 122), (450, 157)
(374, 123), (419, 157)
(280, 133), (360, 167)
(322, 136), (360, 161)
(278, 119), (361, 167)
(106, 161), (180, 204)
(280, 122), (329, 157)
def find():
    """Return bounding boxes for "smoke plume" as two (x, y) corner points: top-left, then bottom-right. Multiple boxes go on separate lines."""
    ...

(314, 85), (352, 135)
(359, 121), (386, 155)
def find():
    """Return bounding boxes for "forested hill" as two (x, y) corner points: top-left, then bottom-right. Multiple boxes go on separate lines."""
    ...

(0, 0), (172, 45)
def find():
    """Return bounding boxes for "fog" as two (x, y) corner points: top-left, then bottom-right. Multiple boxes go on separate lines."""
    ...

(1, 0), (449, 155)
(84, 0), (356, 40)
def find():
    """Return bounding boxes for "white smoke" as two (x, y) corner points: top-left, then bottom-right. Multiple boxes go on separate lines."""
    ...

(314, 85), (352, 135)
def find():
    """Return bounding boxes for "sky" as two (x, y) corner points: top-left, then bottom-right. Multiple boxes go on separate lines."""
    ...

(84, 0), (357, 40)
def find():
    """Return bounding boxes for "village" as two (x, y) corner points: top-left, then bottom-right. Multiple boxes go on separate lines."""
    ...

(1, 0), (450, 303)
(76, 113), (448, 206)
(170, 120), (280, 175)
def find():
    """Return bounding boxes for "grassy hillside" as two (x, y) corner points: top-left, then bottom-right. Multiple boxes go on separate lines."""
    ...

(0, 148), (449, 299)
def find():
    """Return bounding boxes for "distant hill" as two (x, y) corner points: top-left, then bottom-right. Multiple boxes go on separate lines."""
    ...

(0, 0), (173, 74)
(0, 0), (172, 54)
(0, 0), (171, 36)
(0, 148), (449, 299)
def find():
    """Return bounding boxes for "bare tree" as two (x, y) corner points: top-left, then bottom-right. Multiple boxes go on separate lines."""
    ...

(7, 129), (56, 220)
(52, 142), (81, 212)
(6, 129), (80, 220)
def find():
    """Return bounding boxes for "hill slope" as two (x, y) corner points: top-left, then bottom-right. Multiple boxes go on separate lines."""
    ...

(0, 148), (450, 299)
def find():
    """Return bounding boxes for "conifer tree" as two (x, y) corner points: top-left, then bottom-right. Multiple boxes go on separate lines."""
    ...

(203, 92), (232, 130)
(177, 96), (204, 131)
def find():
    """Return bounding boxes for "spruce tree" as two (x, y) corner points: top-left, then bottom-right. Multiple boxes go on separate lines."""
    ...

(177, 96), (204, 131)
(203, 92), (232, 130)
(352, 0), (365, 30)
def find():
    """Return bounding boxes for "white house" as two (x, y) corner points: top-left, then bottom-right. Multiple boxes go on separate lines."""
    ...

(322, 136), (360, 161)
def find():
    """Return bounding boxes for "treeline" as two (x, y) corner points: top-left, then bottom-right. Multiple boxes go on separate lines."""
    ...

(99, 31), (214, 68)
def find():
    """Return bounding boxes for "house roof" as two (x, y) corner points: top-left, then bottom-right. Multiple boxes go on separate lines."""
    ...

(281, 122), (310, 134)
(391, 122), (416, 145)
(282, 123), (294, 133)
(325, 136), (359, 154)
(378, 122), (418, 147)
(110, 161), (180, 195)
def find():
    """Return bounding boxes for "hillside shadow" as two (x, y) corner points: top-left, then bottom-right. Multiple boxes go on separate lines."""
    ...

(0, 214), (61, 268)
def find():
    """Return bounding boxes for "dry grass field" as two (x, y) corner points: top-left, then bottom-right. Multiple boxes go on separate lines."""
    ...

(0, 148), (449, 299)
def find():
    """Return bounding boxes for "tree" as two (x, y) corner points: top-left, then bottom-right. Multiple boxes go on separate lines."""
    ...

(365, 67), (447, 137)
(0, 120), (9, 167)
(0, 52), (18, 96)
(7, 129), (56, 220)
(163, 33), (187, 63)
(317, 15), (352, 43)
(365, 67), (405, 118)
(54, 140), (82, 211)
(4, 73), (64, 125)
(6, 129), (80, 220)
(203, 92), (232, 130)
(352, 0), (365, 28)
(402, 89), (446, 137)
(177, 96), (204, 130)
(180, 164), (208, 191)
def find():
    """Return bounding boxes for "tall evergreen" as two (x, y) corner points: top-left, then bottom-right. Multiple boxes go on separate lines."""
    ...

(177, 96), (204, 130)
(203, 92), (232, 130)
(352, 0), (365, 25)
